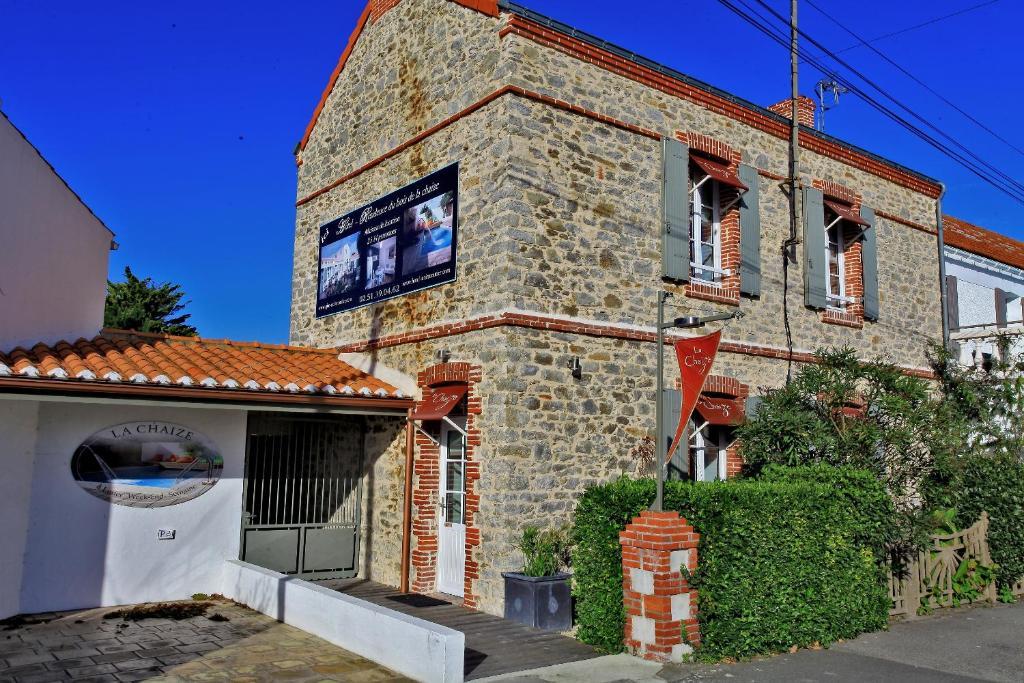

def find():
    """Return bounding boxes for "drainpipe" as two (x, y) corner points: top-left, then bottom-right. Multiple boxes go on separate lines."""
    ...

(936, 183), (950, 349)
(400, 408), (415, 593)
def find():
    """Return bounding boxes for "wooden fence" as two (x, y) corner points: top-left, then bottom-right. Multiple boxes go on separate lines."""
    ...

(889, 512), (998, 618)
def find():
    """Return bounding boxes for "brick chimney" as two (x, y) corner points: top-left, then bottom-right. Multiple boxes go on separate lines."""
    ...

(768, 95), (816, 129)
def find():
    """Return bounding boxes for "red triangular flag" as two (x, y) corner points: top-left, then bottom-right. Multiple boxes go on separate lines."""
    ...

(666, 330), (722, 462)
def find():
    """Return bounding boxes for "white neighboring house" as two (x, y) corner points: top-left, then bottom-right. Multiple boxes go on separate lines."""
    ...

(944, 215), (1024, 367)
(0, 110), (115, 350)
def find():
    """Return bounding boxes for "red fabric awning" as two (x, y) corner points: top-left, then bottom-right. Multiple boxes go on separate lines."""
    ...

(694, 395), (745, 426)
(824, 199), (870, 227)
(411, 383), (468, 421)
(691, 155), (749, 192)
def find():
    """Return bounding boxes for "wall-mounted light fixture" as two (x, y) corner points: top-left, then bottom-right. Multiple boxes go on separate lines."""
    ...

(568, 356), (582, 379)
(436, 348), (451, 364)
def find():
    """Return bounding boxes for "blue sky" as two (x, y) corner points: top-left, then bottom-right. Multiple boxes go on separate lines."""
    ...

(2, 0), (1021, 343)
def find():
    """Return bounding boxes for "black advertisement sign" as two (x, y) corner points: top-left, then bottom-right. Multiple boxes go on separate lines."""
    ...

(316, 163), (459, 318)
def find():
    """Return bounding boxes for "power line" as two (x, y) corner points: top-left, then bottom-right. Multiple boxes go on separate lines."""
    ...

(805, 0), (1024, 159)
(744, 0), (1024, 199)
(832, 0), (1002, 55)
(717, 0), (1024, 205)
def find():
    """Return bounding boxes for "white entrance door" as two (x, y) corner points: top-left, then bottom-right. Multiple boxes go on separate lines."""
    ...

(436, 420), (467, 597)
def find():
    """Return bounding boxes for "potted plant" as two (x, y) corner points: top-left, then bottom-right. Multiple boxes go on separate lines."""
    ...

(502, 525), (572, 631)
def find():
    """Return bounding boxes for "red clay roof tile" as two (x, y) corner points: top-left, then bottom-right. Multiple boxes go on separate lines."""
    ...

(0, 329), (403, 400)
(945, 215), (1024, 271)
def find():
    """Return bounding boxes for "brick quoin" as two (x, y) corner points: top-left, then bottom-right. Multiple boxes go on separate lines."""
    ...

(410, 362), (484, 607)
(621, 511), (700, 663)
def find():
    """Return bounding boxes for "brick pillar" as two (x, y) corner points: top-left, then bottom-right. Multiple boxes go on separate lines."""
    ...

(620, 511), (700, 663)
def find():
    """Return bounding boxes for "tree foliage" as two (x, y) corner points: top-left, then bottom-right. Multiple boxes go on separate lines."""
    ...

(736, 347), (966, 555)
(104, 267), (197, 336)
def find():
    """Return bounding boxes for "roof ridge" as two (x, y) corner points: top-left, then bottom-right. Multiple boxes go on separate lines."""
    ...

(100, 328), (342, 354)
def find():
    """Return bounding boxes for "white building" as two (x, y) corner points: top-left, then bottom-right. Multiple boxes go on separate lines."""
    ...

(944, 215), (1024, 367)
(0, 111), (114, 350)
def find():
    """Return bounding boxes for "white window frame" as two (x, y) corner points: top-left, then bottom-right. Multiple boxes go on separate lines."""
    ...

(824, 215), (858, 309)
(691, 175), (726, 283)
(689, 421), (728, 482)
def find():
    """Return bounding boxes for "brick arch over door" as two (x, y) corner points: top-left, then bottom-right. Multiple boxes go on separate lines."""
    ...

(411, 362), (483, 607)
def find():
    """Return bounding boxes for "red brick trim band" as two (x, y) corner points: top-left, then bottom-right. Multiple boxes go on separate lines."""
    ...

(296, 89), (940, 241)
(334, 310), (936, 379)
(296, 85), (660, 207)
(501, 15), (941, 199)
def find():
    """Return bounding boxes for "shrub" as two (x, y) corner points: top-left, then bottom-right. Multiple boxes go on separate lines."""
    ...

(572, 472), (890, 660)
(757, 464), (897, 562)
(951, 454), (1024, 589)
(517, 525), (571, 577)
(737, 348), (964, 560)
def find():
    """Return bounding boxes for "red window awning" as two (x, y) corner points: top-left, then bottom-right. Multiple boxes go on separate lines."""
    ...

(692, 155), (749, 192)
(411, 383), (468, 421)
(694, 395), (745, 426)
(824, 199), (870, 227)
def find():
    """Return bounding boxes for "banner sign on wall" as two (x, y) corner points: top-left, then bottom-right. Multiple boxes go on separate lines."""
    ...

(666, 330), (722, 461)
(71, 422), (224, 508)
(316, 163), (459, 318)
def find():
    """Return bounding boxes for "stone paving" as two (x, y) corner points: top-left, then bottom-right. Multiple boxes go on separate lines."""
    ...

(0, 600), (409, 682)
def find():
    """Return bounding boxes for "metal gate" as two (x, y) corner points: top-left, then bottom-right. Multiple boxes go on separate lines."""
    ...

(241, 414), (364, 579)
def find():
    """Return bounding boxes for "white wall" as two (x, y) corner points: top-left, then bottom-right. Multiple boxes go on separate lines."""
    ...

(0, 400), (39, 619)
(18, 402), (247, 614)
(0, 113), (112, 350)
(221, 561), (464, 683)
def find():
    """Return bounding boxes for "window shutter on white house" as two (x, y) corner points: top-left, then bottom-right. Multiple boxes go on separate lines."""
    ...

(860, 205), (880, 320)
(946, 275), (960, 332)
(662, 138), (690, 281)
(802, 186), (828, 309)
(738, 164), (761, 296)
(995, 288), (1008, 328)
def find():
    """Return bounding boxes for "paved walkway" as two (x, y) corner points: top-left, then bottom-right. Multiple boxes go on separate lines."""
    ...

(0, 600), (408, 682)
(322, 579), (599, 680)
(480, 602), (1024, 683)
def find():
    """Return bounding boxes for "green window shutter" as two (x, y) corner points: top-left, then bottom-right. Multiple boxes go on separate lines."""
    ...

(738, 164), (761, 296)
(662, 138), (690, 281)
(661, 388), (686, 478)
(860, 205), (880, 320)
(802, 186), (827, 309)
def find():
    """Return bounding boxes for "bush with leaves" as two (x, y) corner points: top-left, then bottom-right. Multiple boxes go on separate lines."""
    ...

(737, 347), (965, 557)
(572, 471), (890, 660)
(930, 341), (1024, 460)
(104, 267), (197, 336)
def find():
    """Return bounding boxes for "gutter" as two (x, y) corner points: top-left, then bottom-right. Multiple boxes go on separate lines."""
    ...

(936, 183), (950, 348)
(0, 377), (414, 412)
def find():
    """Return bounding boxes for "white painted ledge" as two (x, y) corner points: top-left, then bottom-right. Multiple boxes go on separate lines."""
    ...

(220, 560), (464, 683)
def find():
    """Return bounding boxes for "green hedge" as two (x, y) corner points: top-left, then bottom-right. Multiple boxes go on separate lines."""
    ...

(953, 454), (1024, 589)
(572, 469), (890, 660)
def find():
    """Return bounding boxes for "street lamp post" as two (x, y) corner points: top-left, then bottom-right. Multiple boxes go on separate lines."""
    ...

(653, 291), (743, 512)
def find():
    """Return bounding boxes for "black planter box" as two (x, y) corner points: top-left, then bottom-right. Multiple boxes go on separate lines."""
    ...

(502, 572), (572, 631)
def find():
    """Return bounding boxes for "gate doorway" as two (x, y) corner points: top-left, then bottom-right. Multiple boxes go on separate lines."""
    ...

(241, 413), (364, 579)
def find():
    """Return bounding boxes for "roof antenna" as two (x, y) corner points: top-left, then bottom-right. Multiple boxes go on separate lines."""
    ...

(814, 78), (848, 133)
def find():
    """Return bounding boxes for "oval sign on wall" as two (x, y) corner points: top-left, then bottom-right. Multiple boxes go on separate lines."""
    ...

(71, 422), (224, 508)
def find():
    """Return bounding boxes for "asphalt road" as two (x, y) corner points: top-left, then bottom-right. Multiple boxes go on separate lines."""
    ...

(664, 602), (1024, 682)
(482, 602), (1024, 683)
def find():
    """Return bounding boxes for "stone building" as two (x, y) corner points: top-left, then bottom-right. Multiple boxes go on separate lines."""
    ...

(289, 0), (945, 615)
